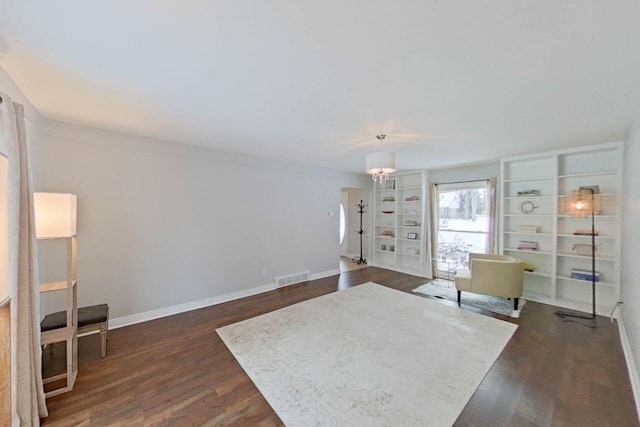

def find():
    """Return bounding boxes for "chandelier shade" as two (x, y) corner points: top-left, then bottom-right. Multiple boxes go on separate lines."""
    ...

(365, 151), (397, 183)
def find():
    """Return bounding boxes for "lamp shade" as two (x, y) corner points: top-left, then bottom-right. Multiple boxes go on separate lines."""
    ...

(365, 151), (397, 175)
(34, 193), (77, 239)
(567, 188), (601, 217)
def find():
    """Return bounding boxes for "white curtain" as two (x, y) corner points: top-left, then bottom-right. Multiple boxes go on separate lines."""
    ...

(428, 182), (438, 278)
(422, 172), (433, 279)
(487, 177), (499, 254)
(1, 92), (48, 425)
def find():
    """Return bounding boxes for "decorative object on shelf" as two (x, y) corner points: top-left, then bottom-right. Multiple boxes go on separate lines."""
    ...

(517, 240), (538, 251)
(404, 220), (419, 226)
(385, 180), (396, 190)
(390, 245), (395, 252)
(381, 230), (394, 237)
(556, 186), (599, 323)
(365, 134), (397, 183)
(571, 268), (600, 282)
(407, 232), (418, 240)
(517, 190), (539, 197)
(573, 230), (599, 236)
(523, 264), (536, 272)
(352, 200), (367, 265)
(572, 243), (596, 256)
(381, 244), (386, 251)
(405, 196), (418, 201)
(382, 210), (394, 214)
(517, 200), (538, 214)
(515, 225), (538, 233)
(382, 196), (395, 202)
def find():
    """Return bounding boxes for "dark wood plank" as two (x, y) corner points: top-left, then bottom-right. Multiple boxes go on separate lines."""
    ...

(41, 267), (639, 426)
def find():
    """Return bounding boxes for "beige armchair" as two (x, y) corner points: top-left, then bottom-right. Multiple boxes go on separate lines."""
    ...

(454, 253), (524, 310)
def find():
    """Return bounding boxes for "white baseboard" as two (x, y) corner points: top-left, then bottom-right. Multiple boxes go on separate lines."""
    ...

(109, 268), (341, 330)
(618, 315), (640, 419)
(310, 269), (340, 280)
(109, 282), (275, 330)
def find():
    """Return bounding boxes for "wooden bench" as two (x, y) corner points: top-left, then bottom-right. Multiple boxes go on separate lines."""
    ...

(41, 304), (109, 357)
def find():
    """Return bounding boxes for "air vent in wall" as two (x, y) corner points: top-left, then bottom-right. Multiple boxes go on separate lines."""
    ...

(275, 271), (310, 288)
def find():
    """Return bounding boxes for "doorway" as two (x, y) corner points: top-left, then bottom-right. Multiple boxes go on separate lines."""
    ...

(340, 192), (348, 257)
(339, 188), (371, 272)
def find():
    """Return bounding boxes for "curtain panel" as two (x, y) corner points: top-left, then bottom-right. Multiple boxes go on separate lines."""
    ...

(0, 92), (48, 426)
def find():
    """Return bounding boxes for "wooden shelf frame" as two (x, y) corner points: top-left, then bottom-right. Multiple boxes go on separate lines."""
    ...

(39, 235), (78, 398)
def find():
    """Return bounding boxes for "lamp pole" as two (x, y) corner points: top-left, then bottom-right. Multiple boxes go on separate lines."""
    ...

(555, 187), (597, 321)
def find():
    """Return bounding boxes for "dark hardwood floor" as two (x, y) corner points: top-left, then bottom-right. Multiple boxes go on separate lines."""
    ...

(41, 267), (639, 426)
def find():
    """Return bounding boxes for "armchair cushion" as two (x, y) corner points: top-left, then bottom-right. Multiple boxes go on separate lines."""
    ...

(454, 253), (523, 299)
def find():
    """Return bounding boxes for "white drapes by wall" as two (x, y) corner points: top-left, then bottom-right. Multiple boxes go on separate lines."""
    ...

(1, 92), (47, 425)
(487, 177), (499, 254)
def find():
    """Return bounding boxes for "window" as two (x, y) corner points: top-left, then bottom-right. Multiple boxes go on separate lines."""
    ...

(434, 180), (490, 278)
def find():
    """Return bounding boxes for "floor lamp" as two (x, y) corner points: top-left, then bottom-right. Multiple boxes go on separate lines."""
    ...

(555, 187), (599, 321)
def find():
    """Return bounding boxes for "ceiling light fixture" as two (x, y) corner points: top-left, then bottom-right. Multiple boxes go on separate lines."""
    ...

(365, 134), (397, 183)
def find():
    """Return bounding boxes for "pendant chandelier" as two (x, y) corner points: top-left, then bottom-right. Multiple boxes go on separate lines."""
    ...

(365, 134), (397, 183)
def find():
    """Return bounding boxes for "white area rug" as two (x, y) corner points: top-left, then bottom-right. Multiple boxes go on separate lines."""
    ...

(413, 279), (526, 319)
(216, 282), (517, 427)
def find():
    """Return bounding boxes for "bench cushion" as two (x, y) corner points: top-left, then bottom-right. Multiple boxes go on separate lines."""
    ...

(41, 304), (109, 332)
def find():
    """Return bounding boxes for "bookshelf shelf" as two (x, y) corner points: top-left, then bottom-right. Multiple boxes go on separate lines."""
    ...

(371, 171), (427, 277)
(500, 142), (622, 315)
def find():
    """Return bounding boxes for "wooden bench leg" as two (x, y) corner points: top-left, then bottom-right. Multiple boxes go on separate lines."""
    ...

(100, 330), (107, 358)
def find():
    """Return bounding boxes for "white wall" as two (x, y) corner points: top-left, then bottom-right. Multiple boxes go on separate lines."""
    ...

(0, 66), (43, 128)
(0, 66), (44, 185)
(36, 121), (371, 320)
(428, 161), (499, 184)
(342, 187), (371, 260)
(621, 118), (640, 390)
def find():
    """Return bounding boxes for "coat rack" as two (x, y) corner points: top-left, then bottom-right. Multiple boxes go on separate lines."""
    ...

(352, 200), (367, 265)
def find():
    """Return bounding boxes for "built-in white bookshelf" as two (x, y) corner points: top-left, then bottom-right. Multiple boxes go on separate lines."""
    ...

(500, 142), (623, 315)
(371, 171), (427, 277)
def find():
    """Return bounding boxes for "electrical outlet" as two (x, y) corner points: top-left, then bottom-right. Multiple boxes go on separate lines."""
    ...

(262, 268), (268, 276)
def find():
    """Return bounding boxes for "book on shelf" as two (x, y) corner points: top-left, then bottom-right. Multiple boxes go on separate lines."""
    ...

(523, 264), (536, 272)
(515, 225), (538, 233)
(517, 240), (539, 250)
(570, 268), (600, 282)
(573, 230), (599, 236)
(517, 190), (540, 197)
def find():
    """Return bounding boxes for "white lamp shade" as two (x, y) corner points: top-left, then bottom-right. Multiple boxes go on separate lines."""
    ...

(366, 151), (397, 174)
(34, 193), (77, 239)
(0, 155), (8, 305)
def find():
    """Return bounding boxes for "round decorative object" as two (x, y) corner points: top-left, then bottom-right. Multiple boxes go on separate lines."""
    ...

(518, 200), (538, 214)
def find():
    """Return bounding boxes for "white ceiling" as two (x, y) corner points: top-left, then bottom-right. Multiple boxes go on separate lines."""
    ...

(1, 1), (639, 173)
